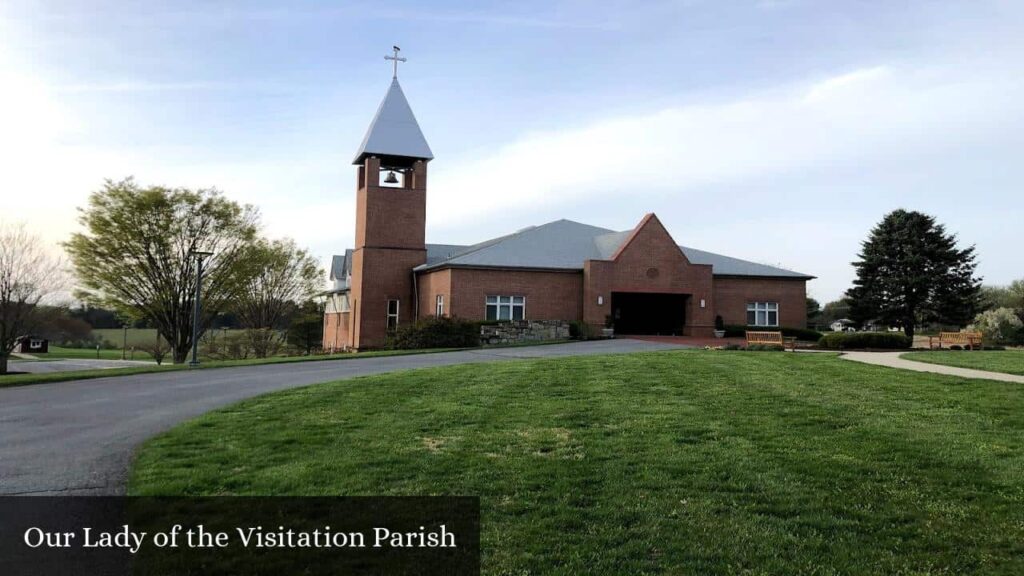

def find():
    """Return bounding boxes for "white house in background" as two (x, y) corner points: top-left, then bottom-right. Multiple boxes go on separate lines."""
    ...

(831, 319), (855, 332)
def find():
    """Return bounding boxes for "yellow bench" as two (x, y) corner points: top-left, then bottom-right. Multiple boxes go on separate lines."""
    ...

(928, 331), (983, 350)
(745, 331), (796, 351)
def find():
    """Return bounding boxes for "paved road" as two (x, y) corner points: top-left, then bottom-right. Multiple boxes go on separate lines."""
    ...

(9, 358), (156, 374)
(0, 339), (684, 496)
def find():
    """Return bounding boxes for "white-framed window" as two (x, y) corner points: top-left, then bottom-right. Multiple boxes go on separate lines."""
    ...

(747, 302), (779, 326)
(486, 295), (525, 321)
(386, 299), (400, 331)
(435, 294), (445, 317)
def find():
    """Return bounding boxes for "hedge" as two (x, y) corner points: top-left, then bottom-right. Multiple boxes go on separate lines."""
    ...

(818, 332), (912, 350)
(386, 317), (481, 350)
(724, 325), (824, 341)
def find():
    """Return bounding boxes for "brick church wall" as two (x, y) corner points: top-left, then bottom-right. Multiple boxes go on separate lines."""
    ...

(582, 214), (716, 336)
(322, 311), (350, 352)
(417, 268), (452, 318)
(444, 268), (583, 322)
(712, 277), (808, 328)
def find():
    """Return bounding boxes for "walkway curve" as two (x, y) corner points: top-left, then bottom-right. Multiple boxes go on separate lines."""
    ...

(0, 339), (685, 496)
(840, 351), (1024, 383)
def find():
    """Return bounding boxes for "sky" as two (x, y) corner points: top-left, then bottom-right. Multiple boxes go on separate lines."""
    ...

(2, 0), (1022, 303)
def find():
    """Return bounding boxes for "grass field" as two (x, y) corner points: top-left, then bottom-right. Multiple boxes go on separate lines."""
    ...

(39, 346), (156, 361)
(130, 350), (1024, 574)
(903, 350), (1024, 376)
(91, 328), (246, 348)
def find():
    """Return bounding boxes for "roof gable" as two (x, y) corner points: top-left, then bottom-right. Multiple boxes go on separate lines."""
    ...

(353, 78), (433, 165)
(609, 213), (689, 264)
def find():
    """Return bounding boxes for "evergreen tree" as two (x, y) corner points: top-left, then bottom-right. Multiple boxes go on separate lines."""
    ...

(848, 209), (981, 339)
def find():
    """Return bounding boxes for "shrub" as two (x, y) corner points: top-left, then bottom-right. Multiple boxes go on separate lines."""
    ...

(746, 344), (784, 352)
(968, 307), (1024, 345)
(818, 332), (912, 350)
(724, 325), (823, 341)
(569, 321), (597, 341)
(386, 317), (481, 350)
(202, 332), (253, 360)
(138, 335), (169, 365)
(715, 315), (725, 331)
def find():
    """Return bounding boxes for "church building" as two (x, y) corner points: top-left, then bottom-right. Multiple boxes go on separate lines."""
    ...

(324, 60), (813, 350)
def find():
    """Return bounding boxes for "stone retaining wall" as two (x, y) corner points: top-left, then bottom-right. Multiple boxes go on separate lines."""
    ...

(480, 320), (572, 345)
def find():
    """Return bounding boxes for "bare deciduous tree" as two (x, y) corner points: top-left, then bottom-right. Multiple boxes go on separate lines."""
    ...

(0, 223), (64, 374)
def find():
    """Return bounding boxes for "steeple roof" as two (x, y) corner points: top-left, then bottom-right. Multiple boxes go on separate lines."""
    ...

(352, 78), (433, 165)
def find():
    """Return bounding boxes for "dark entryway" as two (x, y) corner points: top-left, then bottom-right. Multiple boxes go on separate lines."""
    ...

(611, 292), (687, 335)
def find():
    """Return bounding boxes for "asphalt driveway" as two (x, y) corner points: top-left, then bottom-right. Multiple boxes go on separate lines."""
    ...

(9, 358), (156, 374)
(0, 339), (684, 495)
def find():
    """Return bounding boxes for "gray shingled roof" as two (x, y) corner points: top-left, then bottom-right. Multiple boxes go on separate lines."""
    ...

(411, 219), (813, 278)
(329, 249), (353, 281)
(329, 219), (812, 281)
(352, 78), (433, 165)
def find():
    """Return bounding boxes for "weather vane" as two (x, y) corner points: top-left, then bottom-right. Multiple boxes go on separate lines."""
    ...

(385, 46), (407, 79)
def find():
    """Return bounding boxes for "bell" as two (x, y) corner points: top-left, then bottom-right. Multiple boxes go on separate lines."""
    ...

(384, 170), (399, 184)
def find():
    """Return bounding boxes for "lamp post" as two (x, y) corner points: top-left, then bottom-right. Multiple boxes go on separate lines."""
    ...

(189, 250), (214, 367)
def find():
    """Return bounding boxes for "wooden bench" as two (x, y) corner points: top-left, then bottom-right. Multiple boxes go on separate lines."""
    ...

(745, 331), (796, 351)
(928, 331), (983, 350)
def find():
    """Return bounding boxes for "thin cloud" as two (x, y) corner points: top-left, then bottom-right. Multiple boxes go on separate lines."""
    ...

(15, 5), (615, 31)
(53, 81), (231, 93)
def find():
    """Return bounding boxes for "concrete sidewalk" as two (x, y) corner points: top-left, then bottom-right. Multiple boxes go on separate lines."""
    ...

(841, 351), (1024, 383)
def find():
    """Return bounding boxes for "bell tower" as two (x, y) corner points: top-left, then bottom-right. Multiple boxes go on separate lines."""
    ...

(348, 47), (433, 348)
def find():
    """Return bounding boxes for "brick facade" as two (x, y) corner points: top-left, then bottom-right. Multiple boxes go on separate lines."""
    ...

(712, 276), (808, 328)
(348, 157), (428, 349)
(583, 214), (716, 336)
(438, 268), (583, 321)
(322, 310), (349, 352)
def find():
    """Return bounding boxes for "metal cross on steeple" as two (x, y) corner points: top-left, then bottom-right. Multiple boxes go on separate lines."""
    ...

(384, 46), (407, 79)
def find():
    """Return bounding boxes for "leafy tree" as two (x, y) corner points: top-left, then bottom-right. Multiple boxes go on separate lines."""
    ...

(981, 279), (1024, 314)
(848, 210), (981, 339)
(68, 305), (122, 329)
(969, 308), (1023, 345)
(0, 223), (65, 373)
(820, 297), (853, 326)
(34, 306), (93, 346)
(1012, 280), (1024, 309)
(286, 300), (325, 355)
(232, 239), (322, 358)
(65, 178), (259, 364)
(287, 315), (324, 356)
(806, 297), (822, 325)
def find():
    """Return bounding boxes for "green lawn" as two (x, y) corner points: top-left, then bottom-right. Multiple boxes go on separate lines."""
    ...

(903, 350), (1024, 376)
(130, 350), (1024, 574)
(38, 346), (156, 361)
(91, 328), (246, 348)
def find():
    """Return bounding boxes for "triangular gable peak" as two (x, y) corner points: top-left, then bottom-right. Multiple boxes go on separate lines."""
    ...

(610, 213), (691, 265)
